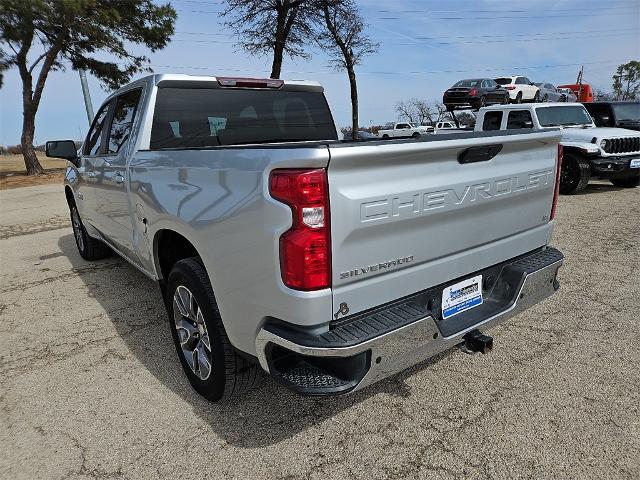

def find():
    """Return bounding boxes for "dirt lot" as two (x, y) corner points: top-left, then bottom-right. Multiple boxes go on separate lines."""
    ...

(0, 154), (66, 189)
(0, 182), (639, 480)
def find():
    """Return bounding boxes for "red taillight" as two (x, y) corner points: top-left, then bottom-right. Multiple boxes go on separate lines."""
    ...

(469, 88), (477, 96)
(217, 77), (284, 89)
(505, 85), (516, 90)
(551, 144), (562, 220)
(270, 169), (331, 290)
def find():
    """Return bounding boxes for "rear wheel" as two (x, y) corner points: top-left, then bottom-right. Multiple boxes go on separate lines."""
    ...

(502, 95), (509, 105)
(610, 176), (640, 188)
(382, 134), (389, 139)
(479, 95), (486, 107)
(69, 203), (111, 260)
(167, 257), (258, 401)
(514, 92), (523, 104)
(532, 91), (540, 103)
(412, 132), (420, 138)
(542, 94), (548, 102)
(559, 95), (566, 102)
(559, 153), (591, 194)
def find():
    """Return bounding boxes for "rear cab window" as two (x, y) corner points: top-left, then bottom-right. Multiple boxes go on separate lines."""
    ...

(150, 86), (338, 149)
(507, 110), (533, 129)
(482, 111), (503, 131)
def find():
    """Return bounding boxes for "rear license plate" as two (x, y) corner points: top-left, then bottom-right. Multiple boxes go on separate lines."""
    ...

(630, 159), (640, 168)
(441, 275), (483, 319)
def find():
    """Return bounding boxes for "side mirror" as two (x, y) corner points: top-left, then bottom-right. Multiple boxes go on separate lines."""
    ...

(530, 82), (535, 86)
(46, 140), (79, 166)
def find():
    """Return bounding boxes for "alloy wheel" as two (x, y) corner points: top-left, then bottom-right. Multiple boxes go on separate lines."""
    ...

(173, 285), (212, 381)
(71, 207), (85, 252)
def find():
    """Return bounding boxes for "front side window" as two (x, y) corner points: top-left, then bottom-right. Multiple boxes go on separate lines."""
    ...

(482, 111), (503, 131)
(83, 104), (111, 156)
(150, 87), (337, 149)
(507, 110), (533, 129)
(106, 89), (142, 154)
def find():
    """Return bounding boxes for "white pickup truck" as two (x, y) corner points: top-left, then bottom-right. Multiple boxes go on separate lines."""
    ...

(378, 122), (433, 138)
(46, 74), (565, 401)
(433, 120), (470, 135)
(474, 103), (640, 194)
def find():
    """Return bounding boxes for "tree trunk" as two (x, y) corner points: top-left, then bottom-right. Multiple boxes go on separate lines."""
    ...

(21, 93), (44, 175)
(347, 65), (358, 140)
(271, 40), (284, 79)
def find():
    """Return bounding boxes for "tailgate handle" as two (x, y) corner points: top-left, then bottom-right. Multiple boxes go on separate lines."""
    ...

(458, 144), (502, 164)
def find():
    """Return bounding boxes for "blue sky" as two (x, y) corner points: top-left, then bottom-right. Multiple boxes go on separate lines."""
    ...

(1, 0), (638, 145)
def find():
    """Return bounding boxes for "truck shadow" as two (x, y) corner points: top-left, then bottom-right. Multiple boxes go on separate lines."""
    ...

(58, 233), (450, 448)
(579, 182), (625, 195)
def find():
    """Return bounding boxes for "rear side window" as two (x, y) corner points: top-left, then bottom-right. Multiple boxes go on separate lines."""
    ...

(150, 87), (338, 149)
(507, 110), (533, 129)
(482, 111), (503, 131)
(83, 104), (111, 156)
(494, 78), (512, 85)
(106, 89), (142, 154)
(397, 123), (410, 129)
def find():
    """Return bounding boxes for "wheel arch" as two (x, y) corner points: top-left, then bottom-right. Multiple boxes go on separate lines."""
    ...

(153, 229), (201, 282)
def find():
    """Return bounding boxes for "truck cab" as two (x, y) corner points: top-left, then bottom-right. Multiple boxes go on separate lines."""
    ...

(475, 103), (640, 193)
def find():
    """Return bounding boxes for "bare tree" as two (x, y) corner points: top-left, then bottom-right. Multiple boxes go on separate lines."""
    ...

(433, 102), (453, 123)
(395, 100), (416, 123)
(222, 1), (313, 79)
(315, 0), (377, 140)
(395, 98), (436, 125)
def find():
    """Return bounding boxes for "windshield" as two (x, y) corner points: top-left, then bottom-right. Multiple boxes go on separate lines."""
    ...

(612, 103), (640, 122)
(494, 77), (513, 85)
(536, 106), (593, 127)
(453, 79), (482, 87)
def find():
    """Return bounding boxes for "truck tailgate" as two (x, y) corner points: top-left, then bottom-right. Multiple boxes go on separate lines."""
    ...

(327, 130), (561, 319)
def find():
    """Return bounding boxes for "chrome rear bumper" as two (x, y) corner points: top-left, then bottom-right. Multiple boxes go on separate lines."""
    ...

(256, 247), (563, 395)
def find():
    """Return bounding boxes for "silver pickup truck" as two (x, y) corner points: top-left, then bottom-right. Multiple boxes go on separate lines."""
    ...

(47, 74), (565, 401)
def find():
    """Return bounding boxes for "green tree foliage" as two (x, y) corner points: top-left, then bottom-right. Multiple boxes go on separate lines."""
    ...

(612, 61), (640, 101)
(0, 0), (176, 174)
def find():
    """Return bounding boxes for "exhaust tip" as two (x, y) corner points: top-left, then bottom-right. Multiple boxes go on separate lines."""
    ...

(463, 329), (493, 354)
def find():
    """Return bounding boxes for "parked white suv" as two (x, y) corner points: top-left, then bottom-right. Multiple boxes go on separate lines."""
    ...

(495, 76), (540, 104)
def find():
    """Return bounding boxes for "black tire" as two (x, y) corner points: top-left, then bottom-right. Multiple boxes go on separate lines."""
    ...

(166, 257), (257, 401)
(532, 91), (540, 103)
(515, 92), (523, 104)
(502, 95), (509, 105)
(559, 95), (566, 102)
(479, 95), (486, 108)
(542, 94), (548, 102)
(610, 176), (640, 188)
(559, 153), (591, 195)
(69, 203), (111, 260)
(412, 132), (420, 138)
(382, 134), (389, 139)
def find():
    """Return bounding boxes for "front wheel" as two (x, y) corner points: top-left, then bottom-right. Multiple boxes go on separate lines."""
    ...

(412, 132), (421, 138)
(542, 94), (548, 102)
(69, 204), (111, 260)
(559, 153), (591, 194)
(167, 257), (258, 401)
(610, 176), (640, 188)
(382, 134), (389, 139)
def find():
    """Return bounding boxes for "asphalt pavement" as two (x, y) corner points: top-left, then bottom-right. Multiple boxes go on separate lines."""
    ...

(0, 181), (638, 480)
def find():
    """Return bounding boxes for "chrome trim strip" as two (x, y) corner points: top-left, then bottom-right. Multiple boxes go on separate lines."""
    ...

(255, 259), (562, 393)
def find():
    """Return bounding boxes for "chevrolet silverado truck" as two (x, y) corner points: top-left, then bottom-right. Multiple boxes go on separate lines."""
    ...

(475, 103), (640, 194)
(46, 74), (564, 401)
(377, 122), (433, 138)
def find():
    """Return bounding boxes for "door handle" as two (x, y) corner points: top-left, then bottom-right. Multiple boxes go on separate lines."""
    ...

(114, 172), (125, 184)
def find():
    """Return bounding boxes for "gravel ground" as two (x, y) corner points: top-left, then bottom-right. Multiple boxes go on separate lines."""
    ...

(1, 181), (638, 480)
